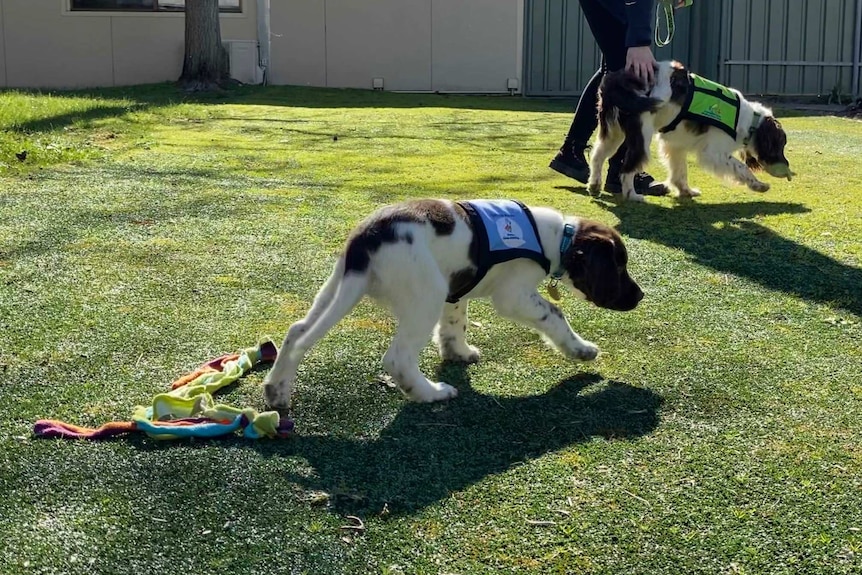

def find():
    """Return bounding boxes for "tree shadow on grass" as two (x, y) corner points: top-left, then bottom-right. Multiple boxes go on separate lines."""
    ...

(4, 84), (577, 138)
(245, 363), (662, 516)
(581, 196), (861, 317)
(6, 103), (148, 134)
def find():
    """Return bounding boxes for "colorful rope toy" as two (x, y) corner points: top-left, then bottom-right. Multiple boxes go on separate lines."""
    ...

(33, 339), (293, 441)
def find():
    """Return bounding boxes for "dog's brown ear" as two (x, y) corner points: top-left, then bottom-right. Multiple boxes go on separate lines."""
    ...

(752, 115), (790, 167)
(742, 150), (762, 171)
(586, 238), (621, 308)
(565, 233), (620, 308)
(669, 64), (690, 99)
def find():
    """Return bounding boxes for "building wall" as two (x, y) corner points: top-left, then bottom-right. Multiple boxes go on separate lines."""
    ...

(325, 0), (432, 91)
(268, 0), (524, 93)
(268, 0), (326, 88)
(0, 0), (258, 89)
(431, 0), (523, 92)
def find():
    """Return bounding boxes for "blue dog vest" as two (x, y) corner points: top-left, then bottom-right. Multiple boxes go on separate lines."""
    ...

(448, 200), (551, 303)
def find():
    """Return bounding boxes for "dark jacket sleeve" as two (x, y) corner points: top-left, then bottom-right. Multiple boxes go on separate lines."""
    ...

(623, 0), (655, 47)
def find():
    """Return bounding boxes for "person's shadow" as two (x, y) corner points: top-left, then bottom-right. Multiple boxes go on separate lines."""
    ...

(559, 191), (861, 317)
(246, 363), (662, 515)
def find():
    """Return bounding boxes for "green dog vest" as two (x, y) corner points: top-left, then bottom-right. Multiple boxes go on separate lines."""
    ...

(660, 74), (741, 139)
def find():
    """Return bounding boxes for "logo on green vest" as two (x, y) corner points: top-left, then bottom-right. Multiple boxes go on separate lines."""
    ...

(702, 102), (724, 121)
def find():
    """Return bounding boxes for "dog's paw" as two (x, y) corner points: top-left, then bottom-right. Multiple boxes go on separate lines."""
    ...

(574, 341), (599, 362)
(561, 340), (599, 362)
(263, 379), (292, 409)
(587, 179), (602, 194)
(442, 344), (481, 364)
(677, 187), (701, 198)
(410, 381), (459, 403)
(748, 180), (770, 193)
(624, 190), (645, 203)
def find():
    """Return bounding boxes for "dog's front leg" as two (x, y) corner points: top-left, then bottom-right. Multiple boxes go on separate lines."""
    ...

(493, 290), (599, 361)
(732, 157), (771, 192)
(702, 151), (770, 192)
(434, 301), (481, 363)
(660, 141), (700, 197)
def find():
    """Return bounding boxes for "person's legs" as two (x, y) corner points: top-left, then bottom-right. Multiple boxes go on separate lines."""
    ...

(550, 1), (627, 183)
(549, 65), (604, 183)
(552, 1), (667, 195)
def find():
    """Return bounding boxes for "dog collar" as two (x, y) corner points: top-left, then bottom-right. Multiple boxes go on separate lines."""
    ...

(744, 111), (763, 146)
(551, 223), (575, 280)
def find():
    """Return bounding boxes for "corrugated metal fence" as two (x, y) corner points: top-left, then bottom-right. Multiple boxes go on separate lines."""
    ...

(525, 0), (862, 98)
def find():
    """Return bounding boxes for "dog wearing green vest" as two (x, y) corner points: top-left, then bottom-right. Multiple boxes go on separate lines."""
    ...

(588, 60), (795, 202)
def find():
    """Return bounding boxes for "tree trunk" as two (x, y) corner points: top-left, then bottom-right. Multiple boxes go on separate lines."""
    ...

(178, 0), (228, 91)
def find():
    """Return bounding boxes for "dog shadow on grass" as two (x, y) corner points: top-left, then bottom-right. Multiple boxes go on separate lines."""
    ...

(253, 364), (662, 515)
(558, 191), (861, 317)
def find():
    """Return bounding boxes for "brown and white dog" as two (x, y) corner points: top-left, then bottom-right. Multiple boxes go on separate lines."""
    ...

(263, 199), (643, 409)
(588, 60), (795, 201)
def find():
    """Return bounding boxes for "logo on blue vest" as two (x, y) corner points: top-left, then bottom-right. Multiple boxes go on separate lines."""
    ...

(496, 217), (526, 247)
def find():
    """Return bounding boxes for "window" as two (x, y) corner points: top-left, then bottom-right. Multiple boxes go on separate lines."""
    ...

(70, 0), (242, 13)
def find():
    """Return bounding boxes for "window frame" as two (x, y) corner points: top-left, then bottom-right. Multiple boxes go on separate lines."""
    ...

(68, 0), (243, 14)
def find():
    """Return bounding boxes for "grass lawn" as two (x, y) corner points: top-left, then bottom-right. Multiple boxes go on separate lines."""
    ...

(0, 83), (860, 575)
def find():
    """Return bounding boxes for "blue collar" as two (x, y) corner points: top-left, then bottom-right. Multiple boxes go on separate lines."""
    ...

(551, 223), (575, 279)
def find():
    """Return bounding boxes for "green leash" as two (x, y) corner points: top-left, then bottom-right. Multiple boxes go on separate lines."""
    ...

(655, 0), (693, 48)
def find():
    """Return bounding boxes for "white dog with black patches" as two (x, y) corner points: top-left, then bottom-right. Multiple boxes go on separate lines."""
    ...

(589, 60), (795, 202)
(263, 199), (643, 409)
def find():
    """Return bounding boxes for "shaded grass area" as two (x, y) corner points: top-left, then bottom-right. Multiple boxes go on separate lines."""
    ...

(0, 83), (860, 574)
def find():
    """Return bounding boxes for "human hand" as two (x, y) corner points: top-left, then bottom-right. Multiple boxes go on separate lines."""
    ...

(625, 45), (656, 86)
(675, 0), (693, 7)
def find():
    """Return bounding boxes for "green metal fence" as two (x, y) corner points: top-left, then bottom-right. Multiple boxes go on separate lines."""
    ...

(524, 0), (862, 97)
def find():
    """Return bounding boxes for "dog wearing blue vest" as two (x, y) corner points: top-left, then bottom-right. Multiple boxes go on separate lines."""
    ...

(264, 199), (643, 408)
(588, 60), (795, 202)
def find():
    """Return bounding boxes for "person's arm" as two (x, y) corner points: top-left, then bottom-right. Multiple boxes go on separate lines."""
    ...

(621, 0), (657, 85)
(622, 0), (655, 49)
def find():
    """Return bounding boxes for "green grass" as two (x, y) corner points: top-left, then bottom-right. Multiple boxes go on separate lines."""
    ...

(1, 83), (860, 575)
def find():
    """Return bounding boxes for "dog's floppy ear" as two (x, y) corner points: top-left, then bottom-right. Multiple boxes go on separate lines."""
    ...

(565, 232), (620, 308)
(752, 116), (789, 164)
(742, 150), (762, 171)
(585, 237), (621, 307)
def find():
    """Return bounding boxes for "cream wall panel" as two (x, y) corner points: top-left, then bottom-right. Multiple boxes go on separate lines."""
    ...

(111, 17), (185, 86)
(268, 0), (326, 86)
(324, 0), (431, 91)
(3, 0), (113, 89)
(220, 6), (258, 41)
(431, 0), (521, 92)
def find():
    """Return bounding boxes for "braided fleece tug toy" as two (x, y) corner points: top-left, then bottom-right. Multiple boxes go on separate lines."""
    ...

(33, 339), (293, 440)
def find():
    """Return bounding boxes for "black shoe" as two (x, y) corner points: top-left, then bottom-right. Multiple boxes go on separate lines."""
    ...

(549, 145), (590, 184)
(604, 171), (669, 196)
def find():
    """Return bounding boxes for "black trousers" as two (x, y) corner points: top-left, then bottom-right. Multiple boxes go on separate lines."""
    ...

(562, 0), (631, 166)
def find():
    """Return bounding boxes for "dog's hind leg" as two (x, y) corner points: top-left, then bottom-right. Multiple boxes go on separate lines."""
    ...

(382, 256), (458, 403)
(264, 264), (367, 409)
(434, 301), (480, 363)
(588, 123), (625, 194)
(619, 113), (654, 202)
